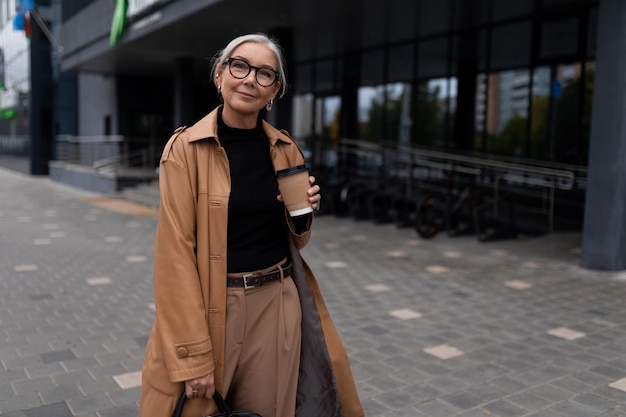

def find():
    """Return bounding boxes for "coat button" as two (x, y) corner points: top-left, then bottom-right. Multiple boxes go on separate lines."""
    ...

(176, 347), (189, 358)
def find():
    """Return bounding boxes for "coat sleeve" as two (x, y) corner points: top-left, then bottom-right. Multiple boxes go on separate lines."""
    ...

(153, 135), (215, 383)
(286, 212), (312, 248)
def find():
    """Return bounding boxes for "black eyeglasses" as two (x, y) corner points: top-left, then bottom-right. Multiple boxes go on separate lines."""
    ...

(225, 57), (279, 87)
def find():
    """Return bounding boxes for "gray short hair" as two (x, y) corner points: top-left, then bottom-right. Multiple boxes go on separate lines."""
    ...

(211, 33), (288, 98)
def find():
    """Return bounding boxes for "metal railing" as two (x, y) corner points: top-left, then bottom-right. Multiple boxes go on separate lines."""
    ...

(55, 135), (124, 166)
(0, 135), (30, 156)
(335, 138), (586, 233)
(54, 135), (161, 175)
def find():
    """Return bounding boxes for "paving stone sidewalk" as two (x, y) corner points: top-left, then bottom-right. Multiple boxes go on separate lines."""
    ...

(2, 167), (626, 417)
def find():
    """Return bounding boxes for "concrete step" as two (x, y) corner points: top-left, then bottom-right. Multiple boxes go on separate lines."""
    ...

(118, 181), (160, 209)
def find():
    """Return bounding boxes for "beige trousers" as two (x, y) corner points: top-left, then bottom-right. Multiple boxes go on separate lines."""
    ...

(223, 264), (302, 417)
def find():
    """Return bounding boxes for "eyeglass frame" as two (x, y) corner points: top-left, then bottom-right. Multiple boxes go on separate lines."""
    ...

(224, 57), (280, 87)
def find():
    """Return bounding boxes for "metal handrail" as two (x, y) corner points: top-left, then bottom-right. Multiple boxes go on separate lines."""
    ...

(56, 135), (124, 143)
(397, 145), (577, 191)
(92, 148), (158, 173)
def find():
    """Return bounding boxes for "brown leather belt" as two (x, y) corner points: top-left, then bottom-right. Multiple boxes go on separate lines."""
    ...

(227, 263), (292, 289)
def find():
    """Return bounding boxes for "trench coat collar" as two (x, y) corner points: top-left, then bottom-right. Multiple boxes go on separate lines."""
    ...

(185, 106), (293, 146)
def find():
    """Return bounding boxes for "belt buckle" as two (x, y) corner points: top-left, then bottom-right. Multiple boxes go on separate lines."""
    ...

(242, 272), (259, 289)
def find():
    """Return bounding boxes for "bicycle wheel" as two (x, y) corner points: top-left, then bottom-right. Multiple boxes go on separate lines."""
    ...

(415, 195), (443, 238)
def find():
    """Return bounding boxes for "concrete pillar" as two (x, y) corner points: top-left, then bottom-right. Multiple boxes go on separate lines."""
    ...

(29, 17), (53, 175)
(580, 0), (626, 270)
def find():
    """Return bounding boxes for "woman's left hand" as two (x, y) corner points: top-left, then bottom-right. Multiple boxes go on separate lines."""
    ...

(307, 176), (321, 211)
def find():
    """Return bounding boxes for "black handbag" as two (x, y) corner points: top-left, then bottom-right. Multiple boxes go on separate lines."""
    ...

(171, 389), (262, 417)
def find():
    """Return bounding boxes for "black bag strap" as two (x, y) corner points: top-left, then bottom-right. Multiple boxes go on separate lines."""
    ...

(212, 390), (233, 415)
(171, 389), (232, 417)
(171, 390), (187, 417)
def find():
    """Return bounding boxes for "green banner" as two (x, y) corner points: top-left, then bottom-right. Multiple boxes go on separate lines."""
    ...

(0, 108), (17, 119)
(110, 0), (128, 46)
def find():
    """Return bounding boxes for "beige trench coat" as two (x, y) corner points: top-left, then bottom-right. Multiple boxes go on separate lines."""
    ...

(139, 107), (364, 417)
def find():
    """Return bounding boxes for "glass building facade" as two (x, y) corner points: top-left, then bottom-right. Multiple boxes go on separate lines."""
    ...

(290, 0), (597, 173)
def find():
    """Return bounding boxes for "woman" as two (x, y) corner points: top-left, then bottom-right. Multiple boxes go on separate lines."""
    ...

(139, 33), (364, 417)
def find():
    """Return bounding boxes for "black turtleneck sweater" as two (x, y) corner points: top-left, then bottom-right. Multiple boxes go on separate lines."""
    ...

(218, 111), (289, 272)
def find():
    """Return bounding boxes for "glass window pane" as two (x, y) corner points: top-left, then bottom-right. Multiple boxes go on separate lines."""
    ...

(552, 63), (582, 163)
(358, 85), (385, 141)
(292, 94), (314, 157)
(452, 0), (489, 30)
(384, 83), (412, 145)
(541, 0), (586, 12)
(294, 63), (312, 94)
(389, 0), (417, 42)
(361, 0), (387, 47)
(315, 59), (334, 93)
(490, 21), (532, 70)
(293, 30), (314, 61)
(530, 67), (551, 159)
(418, 0), (451, 36)
(324, 97), (342, 169)
(492, 0), (533, 22)
(316, 28), (338, 57)
(540, 18), (579, 59)
(587, 7), (597, 58)
(580, 61), (594, 165)
(417, 37), (449, 79)
(388, 44), (414, 82)
(293, 94), (313, 139)
(412, 78), (448, 147)
(485, 69), (530, 156)
(313, 96), (341, 171)
(394, 83), (413, 146)
(474, 73), (488, 151)
(361, 50), (385, 86)
(447, 76), (458, 149)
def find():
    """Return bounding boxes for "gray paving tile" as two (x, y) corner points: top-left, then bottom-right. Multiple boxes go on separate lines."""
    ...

(0, 392), (43, 414)
(402, 382), (444, 403)
(507, 390), (554, 411)
(361, 398), (393, 416)
(463, 383), (508, 405)
(12, 377), (56, 395)
(416, 398), (463, 417)
(549, 400), (601, 417)
(523, 409), (564, 417)
(0, 411), (28, 417)
(24, 402), (71, 417)
(426, 375), (470, 395)
(67, 394), (114, 415)
(596, 406), (626, 417)
(550, 376), (596, 394)
(440, 390), (485, 410)
(98, 404), (139, 417)
(482, 399), (528, 417)
(375, 390), (416, 409)
(39, 385), (84, 405)
(572, 392), (619, 413)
